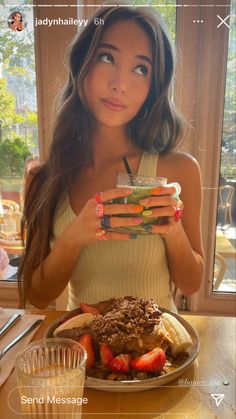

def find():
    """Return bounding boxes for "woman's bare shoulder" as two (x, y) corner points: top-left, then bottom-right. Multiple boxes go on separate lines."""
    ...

(160, 151), (199, 167)
(158, 151), (201, 183)
(28, 165), (41, 176)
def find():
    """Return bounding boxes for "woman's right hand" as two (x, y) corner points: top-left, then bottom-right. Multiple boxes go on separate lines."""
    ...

(64, 188), (144, 248)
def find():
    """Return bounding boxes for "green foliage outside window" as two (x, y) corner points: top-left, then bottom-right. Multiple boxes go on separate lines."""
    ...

(132, 0), (176, 41)
(0, 0), (38, 181)
(0, 138), (30, 177)
(221, 0), (236, 180)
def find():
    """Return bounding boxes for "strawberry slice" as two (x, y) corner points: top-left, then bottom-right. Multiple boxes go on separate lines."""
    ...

(78, 334), (95, 369)
(108, 354), (131, 373)
(80, 303), (100, 315)
(131, 347), (166, 372)
(100, 344), (113, 366)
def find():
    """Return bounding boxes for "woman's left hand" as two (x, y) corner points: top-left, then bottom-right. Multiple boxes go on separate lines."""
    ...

(139, 185), (184, 236)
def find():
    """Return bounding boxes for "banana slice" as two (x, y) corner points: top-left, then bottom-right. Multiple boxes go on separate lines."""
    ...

(53, 313), (94, 337)
(161, 313), (193, 357)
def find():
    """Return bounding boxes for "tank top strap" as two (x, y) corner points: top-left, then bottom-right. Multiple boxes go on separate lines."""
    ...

(137, 151), (159, 177)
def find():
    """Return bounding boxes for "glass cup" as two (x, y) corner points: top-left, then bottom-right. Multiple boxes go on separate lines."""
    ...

(0, 210), (17, 240)
(112, 173), (168, 235)
(15, 338), (87, 418)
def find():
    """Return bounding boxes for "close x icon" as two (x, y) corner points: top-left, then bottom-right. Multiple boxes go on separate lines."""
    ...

(217, 15), (230, 28)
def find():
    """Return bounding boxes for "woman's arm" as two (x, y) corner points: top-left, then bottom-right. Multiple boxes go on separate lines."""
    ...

(28, 225), (83, 309)
(24, 169), (84, 308)
(161, 153), (205, 294)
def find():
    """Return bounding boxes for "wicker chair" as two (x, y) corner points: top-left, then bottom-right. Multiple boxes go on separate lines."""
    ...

(0, 199), (20, 212)
(213, 252), (227, 290)
(218, 185), (234, 226)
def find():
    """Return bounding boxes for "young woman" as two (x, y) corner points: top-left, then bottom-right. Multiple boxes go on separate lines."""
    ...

(18, 6), (205, 312)
(8, 11), (25, 32)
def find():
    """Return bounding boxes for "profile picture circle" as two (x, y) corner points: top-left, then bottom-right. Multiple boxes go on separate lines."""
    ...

(7, 11), (27, 32)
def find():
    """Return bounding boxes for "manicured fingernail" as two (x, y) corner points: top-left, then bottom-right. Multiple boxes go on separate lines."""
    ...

(134, 217), (143, 224)
(129, 233), (137, 239)
(123, 188), (133, 194)
(133, 205), (143, 213)
(143, 210), (153, 216)
(140, 199), (149, 206)
(151, 187), (162, 195)
(168, 182), (181, 199)
(143, 224), (153, 232)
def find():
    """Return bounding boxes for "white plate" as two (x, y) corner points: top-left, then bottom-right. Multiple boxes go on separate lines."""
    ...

(45, 306), (199, 392)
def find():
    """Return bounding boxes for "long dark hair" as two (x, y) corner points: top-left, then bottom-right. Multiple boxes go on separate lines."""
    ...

(18, 5), (186, 307)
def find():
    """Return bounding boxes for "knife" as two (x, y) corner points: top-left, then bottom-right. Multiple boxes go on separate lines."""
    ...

(0, 313), (22, 339)
(0, 318), (43, 360)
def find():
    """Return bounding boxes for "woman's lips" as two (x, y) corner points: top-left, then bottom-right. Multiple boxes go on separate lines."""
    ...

(101, 98), (126, 112)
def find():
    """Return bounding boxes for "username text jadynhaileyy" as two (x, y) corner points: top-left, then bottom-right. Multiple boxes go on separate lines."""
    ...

(34, 17), (89, 27)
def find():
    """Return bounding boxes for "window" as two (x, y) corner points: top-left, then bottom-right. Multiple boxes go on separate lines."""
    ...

(213, 2), (236, 294)
(134, 0), (176, 40)
(0, 1), (38, 278)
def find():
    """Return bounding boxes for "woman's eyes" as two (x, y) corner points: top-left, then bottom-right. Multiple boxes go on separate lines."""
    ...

(134, 65), (148, 76)
(97, 52), (149, 76)
(97, 52), (114, 64)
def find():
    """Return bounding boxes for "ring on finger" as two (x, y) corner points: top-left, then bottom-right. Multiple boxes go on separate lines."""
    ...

(95, 191), (102, 204)
(174, 208), (183, 222)
(101, 215), (111, 230)
(95, 228), (107, 240)
(95, 203), (104, 218)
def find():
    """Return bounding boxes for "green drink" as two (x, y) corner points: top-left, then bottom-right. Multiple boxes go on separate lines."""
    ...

(113, 173), (168, 235)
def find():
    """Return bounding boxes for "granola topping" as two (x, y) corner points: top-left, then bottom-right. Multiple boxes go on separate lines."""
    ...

(90, 296), (162, 347)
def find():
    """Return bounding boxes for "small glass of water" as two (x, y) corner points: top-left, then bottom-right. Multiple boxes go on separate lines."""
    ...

(15, 338), (87, 419)
(0, 210), (17, 240)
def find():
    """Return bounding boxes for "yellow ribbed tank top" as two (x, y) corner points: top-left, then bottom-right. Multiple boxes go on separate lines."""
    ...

(51, 152), (177, 312)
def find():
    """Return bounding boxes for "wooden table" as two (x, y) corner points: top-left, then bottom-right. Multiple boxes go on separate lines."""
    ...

(0, 309), (235, 418)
